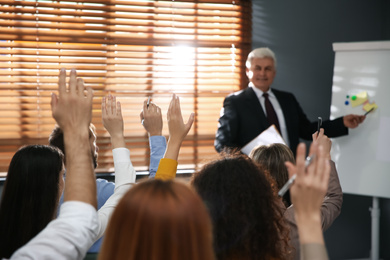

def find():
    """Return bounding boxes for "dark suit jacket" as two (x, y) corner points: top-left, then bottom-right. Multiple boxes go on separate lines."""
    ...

(215, 87), (348, 153)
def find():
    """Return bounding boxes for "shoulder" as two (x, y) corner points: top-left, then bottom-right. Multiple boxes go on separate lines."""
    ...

(225, 87), (254, 101)
(272, 88), (294, 98)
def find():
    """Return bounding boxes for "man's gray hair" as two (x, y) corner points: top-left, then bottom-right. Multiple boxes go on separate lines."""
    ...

(246, 47), (277, 69)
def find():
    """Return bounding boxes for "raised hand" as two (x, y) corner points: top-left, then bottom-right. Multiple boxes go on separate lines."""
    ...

(102, 94), (125, 148)
(51, 68), (93, 133)
(343, 114), (365, 128)
(167, 94), (195, 143)
(140, 98), (163, 136)
(51, 68), (96, 207)
(164, 94), (195, 161)
(312, 128), (332, 160)
(285, 143), (330, 245)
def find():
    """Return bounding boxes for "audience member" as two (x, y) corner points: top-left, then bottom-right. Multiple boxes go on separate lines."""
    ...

(191, 154), (291, 260)
(5, 70), (134, 260)
(98, 179), (215, 260)
(249, 143), (294, 207)
(249, 129), (342, 260)
(141, 94), (194, 180)
(9, 68), (98, 259)
(139, 98), (166, 178)
(286, 142), (331, 260)
(49, 123), (114, 252)
(0, 145), (64, 258)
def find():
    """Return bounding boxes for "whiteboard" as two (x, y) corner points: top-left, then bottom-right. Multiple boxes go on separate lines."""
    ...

(330, 41), (390, 199)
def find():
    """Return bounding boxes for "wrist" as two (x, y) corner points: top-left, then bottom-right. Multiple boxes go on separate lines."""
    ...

(148, 131), (162, 137)
(110, 134), (125, 149)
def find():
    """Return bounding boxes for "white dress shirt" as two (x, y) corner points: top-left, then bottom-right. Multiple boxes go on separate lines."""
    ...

(249, 83), (290, 146)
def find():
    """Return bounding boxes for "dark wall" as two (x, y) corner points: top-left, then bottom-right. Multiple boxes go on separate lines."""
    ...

(251, 0), (390, 259)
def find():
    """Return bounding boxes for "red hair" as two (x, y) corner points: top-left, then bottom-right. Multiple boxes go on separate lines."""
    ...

(99, 179), (215, 260)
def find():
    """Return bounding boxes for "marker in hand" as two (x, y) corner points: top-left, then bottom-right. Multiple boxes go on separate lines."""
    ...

(317, 117), (322, 137)
(364, 107), (374, 116)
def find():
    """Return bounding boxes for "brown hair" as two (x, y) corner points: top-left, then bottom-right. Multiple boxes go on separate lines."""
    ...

(249, 143), (295, 207)
(99, 179), (215, 260)
(191, 154), (290, 260)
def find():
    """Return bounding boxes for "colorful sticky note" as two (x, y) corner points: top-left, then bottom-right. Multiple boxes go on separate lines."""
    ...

(351, 91), (368, 107)
(363, 102), (378, 112)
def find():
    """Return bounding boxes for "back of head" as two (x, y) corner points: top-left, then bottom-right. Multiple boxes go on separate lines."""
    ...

(191, 154), (289, 260)
(246, 47), (277, 69)
(249, 143), (295, 190)
(49, 123), (97, 168)
(99, 179), (214, 260)
(249, 143), (295, 207)
(0, 145), (64, 258)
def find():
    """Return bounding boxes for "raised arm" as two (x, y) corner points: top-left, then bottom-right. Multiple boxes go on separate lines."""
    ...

(52, 68), (96, 206)
(11, 68), (98, 260)
(155, 94), (194, 180)
(285, 142), (330, 260)
(165, 94), (194, 160)
(96, 94), (136, 240)
(139, 98), (166, 178)
(102, 94), (125, 149)
(312, 129), (343, 230)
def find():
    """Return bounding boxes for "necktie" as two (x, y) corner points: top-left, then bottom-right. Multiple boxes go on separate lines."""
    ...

(263, 93), (281, 133)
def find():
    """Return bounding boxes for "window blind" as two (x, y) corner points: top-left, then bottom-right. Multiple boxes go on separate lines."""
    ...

(0, 0), (252, 174)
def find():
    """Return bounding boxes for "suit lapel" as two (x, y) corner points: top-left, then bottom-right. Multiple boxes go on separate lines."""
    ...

(244, 88), (269, 130)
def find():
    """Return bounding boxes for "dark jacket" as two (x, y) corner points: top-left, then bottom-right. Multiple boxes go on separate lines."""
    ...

(215, 87), (347, 153)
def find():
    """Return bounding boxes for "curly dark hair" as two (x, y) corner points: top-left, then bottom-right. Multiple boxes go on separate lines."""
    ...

(191, 153), (290, 260)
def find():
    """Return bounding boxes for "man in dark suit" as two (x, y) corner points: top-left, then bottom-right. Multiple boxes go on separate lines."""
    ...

(215, 47), (365, 153)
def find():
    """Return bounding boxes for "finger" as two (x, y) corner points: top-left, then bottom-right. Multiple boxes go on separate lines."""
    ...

(58, 68), (66, 95)
(117, 101), (122, 117)
(143, 99), (148, 114)
(76, 78), (84, 97)
(168, 94), (176, 120)
(107, 95), (112, 115)
(285, 161), (297, 179)
(86, 87), (93, 104)
(69, 68), (77, 94)
(51, 93), (58, 113)
(112, 96), (117, 115)
(295, 143), (307, 178)
(139, 111), (144, 121)
(185, 112), (195, 132)
(175, 95), (182, 116)
(156, 106), (161, 115)
(308, 138), (317, 157)
(102, 96), (107, 115)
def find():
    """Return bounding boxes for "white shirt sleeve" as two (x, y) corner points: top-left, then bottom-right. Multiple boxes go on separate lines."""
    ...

(95, 147), (136, 240)
(10, 201), (98, 260)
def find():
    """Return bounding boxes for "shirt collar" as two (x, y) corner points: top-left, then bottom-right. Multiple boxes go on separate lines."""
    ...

(249, 83), (274, 99)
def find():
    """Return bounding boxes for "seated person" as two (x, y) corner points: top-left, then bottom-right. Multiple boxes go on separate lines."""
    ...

(49, 123), (114, 253)
(6, 70), (134, 259)
(286, 142), (331, 260)
(249, 129), (342, 260)
(98, 179), (215, 260)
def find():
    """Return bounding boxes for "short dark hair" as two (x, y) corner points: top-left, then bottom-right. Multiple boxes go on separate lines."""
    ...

(0, 145), (64, 258)
(191, 154), (290, 260)
(49, 124), (97, 167)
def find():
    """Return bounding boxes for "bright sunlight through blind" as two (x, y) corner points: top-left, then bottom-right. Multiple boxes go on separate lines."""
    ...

(0, 0), (252, 174)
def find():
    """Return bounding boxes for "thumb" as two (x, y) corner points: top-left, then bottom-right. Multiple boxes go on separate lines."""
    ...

(185, 113), (195, 132)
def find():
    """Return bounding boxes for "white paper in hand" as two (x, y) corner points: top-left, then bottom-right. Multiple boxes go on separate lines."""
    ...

(241, 125), (286, 155)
